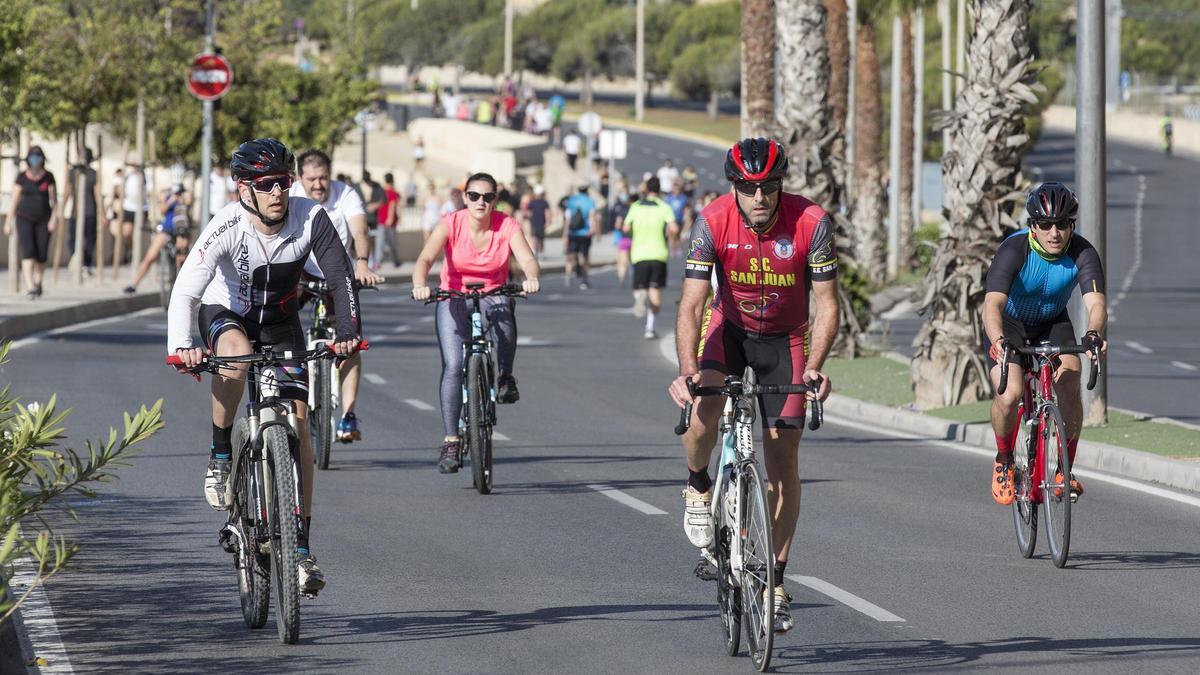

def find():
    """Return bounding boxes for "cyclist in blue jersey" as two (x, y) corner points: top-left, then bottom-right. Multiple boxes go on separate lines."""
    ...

(983, 182), (1108, 506)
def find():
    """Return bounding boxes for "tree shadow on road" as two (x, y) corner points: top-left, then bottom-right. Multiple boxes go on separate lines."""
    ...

(1064, 550), (1200, 571)
(771, 636), (1200, 672)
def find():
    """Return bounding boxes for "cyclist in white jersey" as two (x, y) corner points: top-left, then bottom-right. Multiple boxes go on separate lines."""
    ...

(291, 149), (383, 443)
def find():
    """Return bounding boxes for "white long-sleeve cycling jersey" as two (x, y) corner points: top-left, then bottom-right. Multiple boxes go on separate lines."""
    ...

(166, 198), (359, 353)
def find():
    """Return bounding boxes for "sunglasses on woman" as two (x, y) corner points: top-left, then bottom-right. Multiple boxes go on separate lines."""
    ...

(466, 191), (497, 203)
(246, 174), (294, 193)
(1032, 219), (1073, 232)
(733, 179), (782, 197)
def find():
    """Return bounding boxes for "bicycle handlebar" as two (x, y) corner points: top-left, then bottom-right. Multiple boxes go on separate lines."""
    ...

(997, 343), (1101, 396)
(421, 283), (526, 305)
(166, 340), (370, 376)
(673, 377), (823, 436)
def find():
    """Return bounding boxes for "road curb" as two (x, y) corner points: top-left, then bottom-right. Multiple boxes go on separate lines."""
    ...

(661, 332), (1200, 495)
(1, 293), (161, 343)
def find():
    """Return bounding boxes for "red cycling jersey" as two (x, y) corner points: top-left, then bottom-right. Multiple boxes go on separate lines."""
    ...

(684, 192), (838, 335)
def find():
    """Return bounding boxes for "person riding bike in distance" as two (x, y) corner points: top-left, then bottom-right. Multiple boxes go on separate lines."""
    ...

(983, 181), (1107, 506)
(667, 137), (839, 634)
(411, 172), (540, 474)
(168, 138), (362, 596)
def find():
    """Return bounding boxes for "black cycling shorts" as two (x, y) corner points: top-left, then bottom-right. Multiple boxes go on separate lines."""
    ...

(198, 304), (308, 401)
(987, 309), (1077, 369)
(632, 261), (668, 290)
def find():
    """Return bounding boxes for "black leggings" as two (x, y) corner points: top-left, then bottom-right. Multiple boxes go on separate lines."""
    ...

(16, 217), (50, 262)
(435, 296), (517, 436)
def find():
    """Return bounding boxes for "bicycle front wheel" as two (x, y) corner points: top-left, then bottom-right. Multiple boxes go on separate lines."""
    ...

(233, 419), (270, 628)
(310, 358), (334, 470)
(1011, 404), (1038, 558)
(265, 426), (301, 644)
(467, 354), (492, 494)
(738, 461), (774, 672)
(1041, 405), (1072, 568)
(715, 478), (741, 657)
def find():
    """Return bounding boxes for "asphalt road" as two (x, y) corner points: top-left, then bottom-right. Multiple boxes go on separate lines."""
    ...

(10, 266), (1200, 673)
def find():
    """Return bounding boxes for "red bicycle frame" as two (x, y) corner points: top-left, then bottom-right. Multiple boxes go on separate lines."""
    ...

(1007, 360), (1058, 503)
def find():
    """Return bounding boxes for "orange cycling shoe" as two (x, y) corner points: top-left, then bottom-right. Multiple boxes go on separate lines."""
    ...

(992, 460), (1015, 506)
(1053, 470), (1084, 500)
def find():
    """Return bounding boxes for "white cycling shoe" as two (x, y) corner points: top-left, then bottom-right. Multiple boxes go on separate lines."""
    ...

(682, 485), (714, 548)
(203, 459), (232, 511)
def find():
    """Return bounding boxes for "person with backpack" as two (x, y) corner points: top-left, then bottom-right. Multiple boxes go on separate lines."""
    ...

(562, 185), (598, 290)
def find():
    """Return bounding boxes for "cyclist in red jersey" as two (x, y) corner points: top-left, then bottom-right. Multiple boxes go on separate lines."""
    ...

(667, 137), (840, 634)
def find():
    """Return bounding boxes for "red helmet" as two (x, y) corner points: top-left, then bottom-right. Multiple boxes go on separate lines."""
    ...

(724, 137), (788, 183)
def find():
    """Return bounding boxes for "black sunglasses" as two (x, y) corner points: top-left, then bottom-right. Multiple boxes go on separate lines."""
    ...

(733, 179), (782, 197)
(466, 191), (497, 204)
(1032, 219), (1073, 232)
(246, 174), (293, 193)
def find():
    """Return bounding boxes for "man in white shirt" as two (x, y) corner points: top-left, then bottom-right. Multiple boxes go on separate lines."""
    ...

(291, 149), (382, 443)
(656, 159), (679, 195)
(563, 131), (581, 171)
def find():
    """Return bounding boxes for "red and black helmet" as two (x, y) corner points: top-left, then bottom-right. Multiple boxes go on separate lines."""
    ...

(724, 137), (788, 183)
(230, 138), (295, 182)
(1026, 181), (1078, 223)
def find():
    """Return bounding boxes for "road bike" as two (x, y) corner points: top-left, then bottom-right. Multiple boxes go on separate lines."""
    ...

(301, 279), (376, 469)
(998, 341), (1100, 568)
(675, 369), (822, 672)
(426, 283), (525, 494)
(167, 344), (358, 643)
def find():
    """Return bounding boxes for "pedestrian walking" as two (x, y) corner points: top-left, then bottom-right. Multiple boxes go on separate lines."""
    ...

(4, 146), (57, 298)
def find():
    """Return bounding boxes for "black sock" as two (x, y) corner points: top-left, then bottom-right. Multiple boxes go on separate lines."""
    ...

(774, 560), (787, 586)
(688, 468), (712, 494)
(212, 423), (233, 460)
(995, 450), (1014, 464)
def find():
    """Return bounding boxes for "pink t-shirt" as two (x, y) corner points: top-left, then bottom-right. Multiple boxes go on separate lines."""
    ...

(440, 209), (520, 292)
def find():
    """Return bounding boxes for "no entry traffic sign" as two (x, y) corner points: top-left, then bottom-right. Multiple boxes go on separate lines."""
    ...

(187, 53), (233, 101)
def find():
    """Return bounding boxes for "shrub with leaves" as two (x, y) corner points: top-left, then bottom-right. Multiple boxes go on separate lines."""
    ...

(0, 343), (164, 621)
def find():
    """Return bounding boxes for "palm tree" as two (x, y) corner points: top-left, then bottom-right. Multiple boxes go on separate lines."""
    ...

(823, 0), (851, 211)
(742, 0), (776, 138)
(776, 0), (864, 356)
(851, 1), (886, 285)
(912, 0), (1037, 407)
(898, 5), (916, 269)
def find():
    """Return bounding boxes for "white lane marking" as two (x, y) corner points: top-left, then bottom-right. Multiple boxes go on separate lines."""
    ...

(404, 398), (435, 411)
(364, 373), (387, 385)
(393, 324), (411, 333)
(368, 334), (386, 343)
(145, 322), (168, 331)
(516, 336), (554, 346)
(1110, 168), (1146, 313)
(1171, 361), (1198, 372)
(1125, 341), (1153, 354)
(587, 484), (668, 515)
(547, 293), (564, 301)
(9, 553), (76, 673)
(787, 574), (907, 623)
(825, 414), (1200, 511)
(656, 152), (671, 160)
(881, 299), (915, 321)
(492, 431), (510, 441)
(692, 148), (712, 158)
(9, 307), (159, 350)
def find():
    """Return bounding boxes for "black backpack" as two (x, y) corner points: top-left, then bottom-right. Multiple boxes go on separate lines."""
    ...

(569, 207), (586, 232)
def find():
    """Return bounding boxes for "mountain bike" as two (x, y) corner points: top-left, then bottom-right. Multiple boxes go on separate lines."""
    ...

(301, 279), (376, 470)
(426, 283), (525, 494)
(675, 369), (822, 672)
(998, 341), (1100, 568)
(167, 344), (357, 644)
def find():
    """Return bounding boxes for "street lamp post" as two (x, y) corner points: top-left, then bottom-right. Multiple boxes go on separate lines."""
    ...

(635, 0), (645, 122)
(1076, 0), (1107, 425)
(199, 0), (215, 230)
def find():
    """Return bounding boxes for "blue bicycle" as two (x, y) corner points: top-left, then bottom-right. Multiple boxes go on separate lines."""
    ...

(428, 283), (525, 494)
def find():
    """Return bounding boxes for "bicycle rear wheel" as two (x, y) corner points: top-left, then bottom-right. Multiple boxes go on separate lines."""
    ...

(1041, 405), (1072, 568)
(157, 244), (174, 310)
(467, 354), (492, 494)
(265, 426), (301, 644)
(1011, 404), (1038, 558)
(310, 358), (334, 470)
(233, 420), (270, 628)
(739, 462), (774, 672)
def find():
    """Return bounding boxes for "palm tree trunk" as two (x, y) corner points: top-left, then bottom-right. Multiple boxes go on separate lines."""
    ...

(742, 0), (776, 138)
(851, 18), (885, 285)
(912, 0), (1036, 407)
(823, 0), (851, 211)
(777, 0), (863, 357)
(898, 10), (915, 268)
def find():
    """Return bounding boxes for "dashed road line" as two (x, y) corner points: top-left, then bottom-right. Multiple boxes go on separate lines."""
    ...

(1110, 165), (1146, 315)
(1171, 361), (1198, 372)
(788, 575), (907, 623)
(587, 484), (668, 515)
(404, 398), (436, 411)
(1126, 341), (1153, 354)
(393, 325), (411, 333)
(364, 373), (387, 385)
(492, 431), (510, 441)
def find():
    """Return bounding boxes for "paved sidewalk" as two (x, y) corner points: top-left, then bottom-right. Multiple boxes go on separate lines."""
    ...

(0, 234), (619, 343)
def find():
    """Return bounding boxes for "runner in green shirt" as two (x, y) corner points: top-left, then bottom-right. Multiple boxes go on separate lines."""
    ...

(621, 176), (679, 338)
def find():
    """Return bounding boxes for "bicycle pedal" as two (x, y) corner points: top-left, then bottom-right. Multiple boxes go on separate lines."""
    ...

(694, 557), (718, 581)
(218, 525), (238, 554)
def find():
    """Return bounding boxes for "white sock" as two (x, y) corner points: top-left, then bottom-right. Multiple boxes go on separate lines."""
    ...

(646, 310), (656, 332)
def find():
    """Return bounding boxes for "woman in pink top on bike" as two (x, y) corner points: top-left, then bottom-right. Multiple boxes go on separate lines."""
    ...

(412, 173), (540, 472)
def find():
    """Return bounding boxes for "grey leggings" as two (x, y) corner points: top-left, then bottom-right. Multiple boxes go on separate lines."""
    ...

(436, 296), (517, 436)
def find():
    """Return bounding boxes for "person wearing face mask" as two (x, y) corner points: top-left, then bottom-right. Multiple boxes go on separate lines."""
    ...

(411, 172), (541, 474)
(5, 146), (58, 299)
